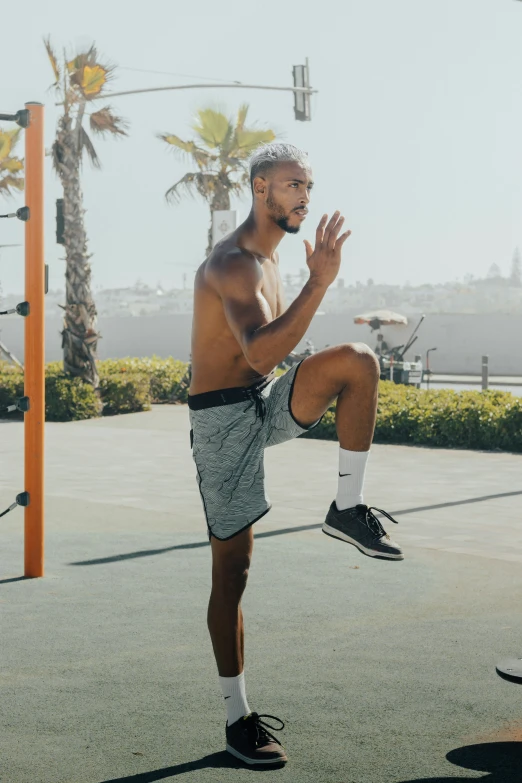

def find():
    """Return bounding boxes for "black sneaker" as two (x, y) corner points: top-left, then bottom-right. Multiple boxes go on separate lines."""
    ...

(323, 503), (404, 560)
(225, 712), (288, 766)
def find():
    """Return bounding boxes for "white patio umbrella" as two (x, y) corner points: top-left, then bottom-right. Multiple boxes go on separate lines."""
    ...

(353, 310), (408, 330)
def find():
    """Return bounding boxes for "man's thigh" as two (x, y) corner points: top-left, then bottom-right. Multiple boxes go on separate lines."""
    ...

(289, 344), (356, 428)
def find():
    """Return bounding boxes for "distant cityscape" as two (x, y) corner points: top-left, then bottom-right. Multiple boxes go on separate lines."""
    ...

(1, 255), (521, 318)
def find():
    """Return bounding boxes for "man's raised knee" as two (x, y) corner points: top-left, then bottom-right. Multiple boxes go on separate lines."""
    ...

(337, 342), (380, 380)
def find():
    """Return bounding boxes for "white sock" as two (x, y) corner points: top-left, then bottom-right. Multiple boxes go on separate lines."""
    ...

(219, 671), (251, 726)
(335, 448), (370, 511)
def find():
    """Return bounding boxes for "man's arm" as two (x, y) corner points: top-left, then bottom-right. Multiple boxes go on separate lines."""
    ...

(210, 214), (350, 375)
(210, 253), (327, 374)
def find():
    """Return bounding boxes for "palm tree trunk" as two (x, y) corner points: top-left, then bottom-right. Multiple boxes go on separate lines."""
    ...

(54, 114), (100, 388)
(206, 180), (231, 258)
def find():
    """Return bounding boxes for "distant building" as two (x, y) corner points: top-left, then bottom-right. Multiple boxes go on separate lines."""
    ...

(2, 273), (521, 319)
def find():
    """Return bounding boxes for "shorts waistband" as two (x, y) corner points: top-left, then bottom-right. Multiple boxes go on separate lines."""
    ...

(187, 372), (275, 411)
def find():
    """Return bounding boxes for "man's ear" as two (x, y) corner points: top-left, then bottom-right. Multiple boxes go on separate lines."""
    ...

(253, 175), (267, 196)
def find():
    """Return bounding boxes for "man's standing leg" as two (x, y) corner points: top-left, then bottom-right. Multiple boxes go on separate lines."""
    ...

(207, 525), (288, 765)
(207, 526), (254, 724)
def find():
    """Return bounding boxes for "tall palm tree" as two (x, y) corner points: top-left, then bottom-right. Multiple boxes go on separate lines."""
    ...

(0, 127), (24, 197)
(44, 37), (128, 388)
(159, 105), (276, 257)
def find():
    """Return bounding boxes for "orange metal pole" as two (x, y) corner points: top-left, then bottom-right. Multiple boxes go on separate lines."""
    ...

(24, 102), (45, 578)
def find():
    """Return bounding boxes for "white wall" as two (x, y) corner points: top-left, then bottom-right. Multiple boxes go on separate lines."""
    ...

(1, 311), (521, 375)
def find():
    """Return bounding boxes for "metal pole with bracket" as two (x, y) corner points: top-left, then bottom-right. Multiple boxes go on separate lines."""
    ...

(23, 103), (45, 578)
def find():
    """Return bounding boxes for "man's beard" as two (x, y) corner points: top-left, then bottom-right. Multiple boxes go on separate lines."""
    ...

(266, 190), (301, 234)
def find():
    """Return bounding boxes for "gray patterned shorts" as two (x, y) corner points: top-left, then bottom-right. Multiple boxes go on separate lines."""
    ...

(188, 361), (322, 541)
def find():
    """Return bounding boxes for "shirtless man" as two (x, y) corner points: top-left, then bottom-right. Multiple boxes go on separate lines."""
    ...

(188, 143), (403, 767)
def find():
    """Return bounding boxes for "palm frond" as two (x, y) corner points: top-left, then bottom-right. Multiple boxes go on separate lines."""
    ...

(236, 104), (249, 133)
(43, 36), (61, 87)
(232, 128), (276, 158)
(165, 171), (217, 205)
(79, 127), (101, 168)
(90, 106), (128, 136)
(192, 109), (231, 149)
(0, 128), (24, 196)
(238, 171), (251, 188)
(0, 174), (24, 197)
(1, 157), (24, 174)
(67, 45), (115, 100)
(0, 128), (21, 161)
(228, 181), (244, 196)
(219, 123), (235, 157)
(82, 65), (110, 97)
(158, 133), (213, 168)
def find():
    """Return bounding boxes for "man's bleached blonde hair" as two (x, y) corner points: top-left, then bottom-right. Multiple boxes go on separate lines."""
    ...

(249, 143), (310, 191)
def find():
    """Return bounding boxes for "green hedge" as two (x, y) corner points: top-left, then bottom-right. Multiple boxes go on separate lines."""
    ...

(0, 357), (189, 422)
(0, 363), (101, 422)
(97, 357), (190, 403)
(99, 373), (151, 416)
(302, 381), (522, 452)
(0, 368), (24, 418)
(45, 373), (102, 422)
(2, 359), (521, 453)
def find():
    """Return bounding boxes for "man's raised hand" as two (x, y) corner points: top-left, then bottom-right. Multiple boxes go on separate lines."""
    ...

(303, 212), (352, 288)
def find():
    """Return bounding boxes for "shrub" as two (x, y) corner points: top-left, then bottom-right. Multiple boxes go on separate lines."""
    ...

(99, 373), (151, 416)
(0, 369), (25, 420)
(302, 381), (522, 453)
(45, 373), (101, 422)
(97, 356), (190, 403)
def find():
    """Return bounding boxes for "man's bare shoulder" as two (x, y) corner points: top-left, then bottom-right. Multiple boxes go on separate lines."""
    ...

(205, 242), (262, 289)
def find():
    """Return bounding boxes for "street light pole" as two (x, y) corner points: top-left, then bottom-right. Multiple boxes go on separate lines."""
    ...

(100, 81), (317, 101)
(54, 62), (318, 122)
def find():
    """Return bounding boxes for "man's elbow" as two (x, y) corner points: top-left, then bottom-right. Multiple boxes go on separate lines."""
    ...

(244, 341), (274, 376)
(246, 351), (274, 376)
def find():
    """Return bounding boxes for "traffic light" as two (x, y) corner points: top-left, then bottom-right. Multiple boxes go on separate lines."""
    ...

(292, 59), (311, 122)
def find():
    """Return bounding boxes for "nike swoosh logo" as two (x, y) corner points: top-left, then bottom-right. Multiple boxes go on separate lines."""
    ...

(224, 696), (231, 699)
(339, 472), (351, 477)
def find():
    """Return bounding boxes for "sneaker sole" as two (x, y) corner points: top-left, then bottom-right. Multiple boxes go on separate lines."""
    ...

(322, 522), (404, 560)
(226, 743), (288, 766)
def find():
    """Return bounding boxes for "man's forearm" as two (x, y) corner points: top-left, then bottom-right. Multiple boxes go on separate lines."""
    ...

(246, 278), (327, 373)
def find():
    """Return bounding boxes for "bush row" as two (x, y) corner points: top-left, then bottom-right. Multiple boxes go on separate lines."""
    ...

(0, 357), (190, 422)
(302, 380), (522, 452)
(1, 361), (521, 452)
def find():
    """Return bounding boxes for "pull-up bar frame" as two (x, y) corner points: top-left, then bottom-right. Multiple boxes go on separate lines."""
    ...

(24, 102), (45, 578)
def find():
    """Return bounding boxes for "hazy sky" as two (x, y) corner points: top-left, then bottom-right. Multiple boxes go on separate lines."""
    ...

(1, 0), (521, 294)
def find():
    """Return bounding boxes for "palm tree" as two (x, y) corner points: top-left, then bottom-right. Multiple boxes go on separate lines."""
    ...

(0, 127), (24, 197)
(44, 37), (128, 388)
(159, 105), (276, 257)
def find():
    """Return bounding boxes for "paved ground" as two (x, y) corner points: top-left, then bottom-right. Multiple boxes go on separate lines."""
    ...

(1, 405), (522, 783)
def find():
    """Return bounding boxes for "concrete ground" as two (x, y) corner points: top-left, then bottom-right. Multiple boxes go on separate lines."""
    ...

(1, 405), (522, 783)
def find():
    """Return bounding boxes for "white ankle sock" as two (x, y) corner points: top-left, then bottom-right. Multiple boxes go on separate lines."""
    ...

(219, 671), (251, 726)
(335, 448), (370, 511)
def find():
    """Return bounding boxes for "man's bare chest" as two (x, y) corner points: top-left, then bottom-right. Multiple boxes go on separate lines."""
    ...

(261, 264), (284, 318)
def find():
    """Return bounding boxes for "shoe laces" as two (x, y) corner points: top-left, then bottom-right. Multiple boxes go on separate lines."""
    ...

(358, 505), (399, 539)
(246, 712), (285, 747)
